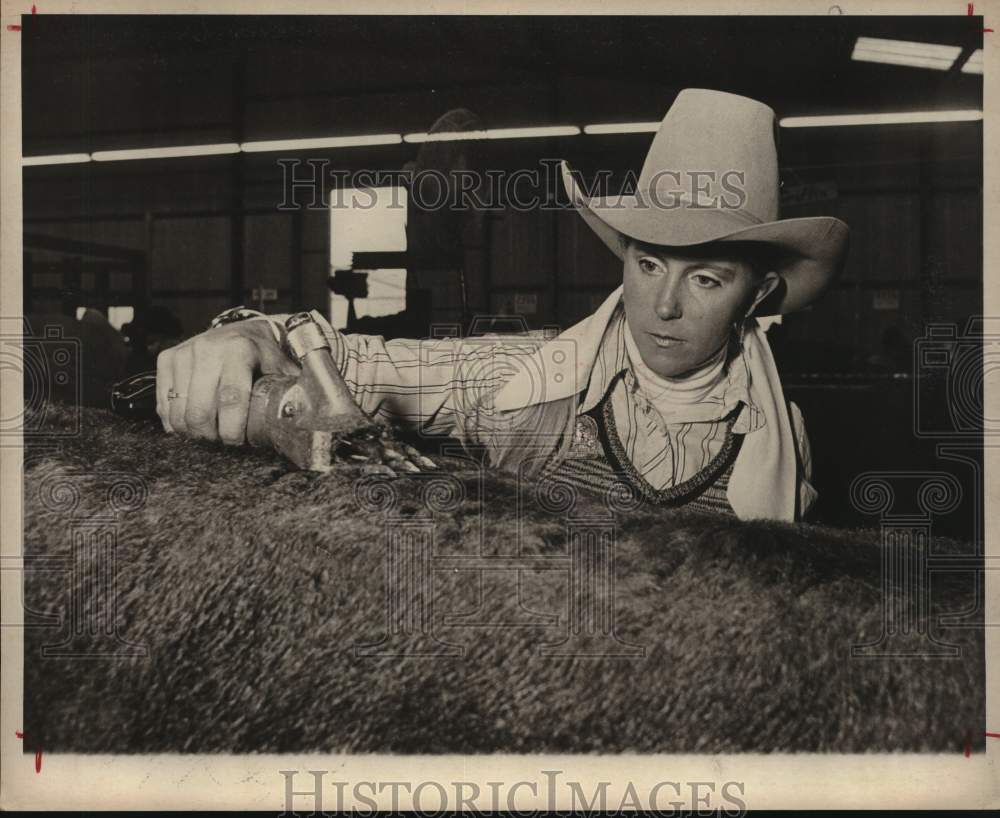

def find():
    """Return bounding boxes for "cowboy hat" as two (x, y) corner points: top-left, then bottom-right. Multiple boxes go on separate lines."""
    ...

(562, 88), (850, 315)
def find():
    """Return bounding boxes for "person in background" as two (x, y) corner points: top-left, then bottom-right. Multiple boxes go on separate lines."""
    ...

(24, 308), (128, 407)
(155, 89), (849, 522)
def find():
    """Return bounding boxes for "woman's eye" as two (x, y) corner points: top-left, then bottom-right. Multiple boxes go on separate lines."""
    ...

(691, 273), (721, 288)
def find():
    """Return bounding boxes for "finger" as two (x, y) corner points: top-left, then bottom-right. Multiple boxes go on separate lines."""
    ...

(185, 338), (226, 441)
(401, 443), (439, 470)
(382, 443), (420, 473)
(169, 344), (194, 434)
(217, 343), (254, 445)
(382, 444), (406, 464)
(156, 347), (176, 433)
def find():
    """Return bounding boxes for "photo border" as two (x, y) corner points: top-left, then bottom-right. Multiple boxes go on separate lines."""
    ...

(1, 0), (996, 810)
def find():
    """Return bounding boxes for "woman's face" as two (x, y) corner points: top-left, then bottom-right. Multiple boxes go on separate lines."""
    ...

(622, 240), (779, 378)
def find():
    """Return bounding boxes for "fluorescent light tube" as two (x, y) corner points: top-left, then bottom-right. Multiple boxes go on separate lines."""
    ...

(851, 36), (962, 71)
(780, 110), (983, 128)
(241, 135), (401, 152)
(485, 126), (580, 139)
(21, 153), (92, 166)
(583, 122), (660, 135)
(92, 143), (240, 161)
(853, 36), (962, 58)
(405, 126), (579, 143)
(403, 130), (488, 143)
(852, 49), (956, 70)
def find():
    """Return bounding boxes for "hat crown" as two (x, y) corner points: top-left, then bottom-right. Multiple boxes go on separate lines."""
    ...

(638, 89), (780, 223)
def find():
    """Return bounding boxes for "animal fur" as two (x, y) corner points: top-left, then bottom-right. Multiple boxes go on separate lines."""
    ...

(21, 405), (984, 754)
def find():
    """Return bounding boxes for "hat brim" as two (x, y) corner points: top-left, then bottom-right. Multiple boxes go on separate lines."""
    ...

(560, 161), (849, 315)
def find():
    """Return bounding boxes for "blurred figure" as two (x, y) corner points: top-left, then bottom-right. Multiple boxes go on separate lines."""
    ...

(24, 309), (128, 408)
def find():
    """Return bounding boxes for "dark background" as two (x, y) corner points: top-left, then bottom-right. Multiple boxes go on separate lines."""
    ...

(19, 15), (985, 534)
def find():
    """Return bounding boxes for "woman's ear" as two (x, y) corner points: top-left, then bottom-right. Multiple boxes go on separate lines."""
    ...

(747, 271), (781, 316)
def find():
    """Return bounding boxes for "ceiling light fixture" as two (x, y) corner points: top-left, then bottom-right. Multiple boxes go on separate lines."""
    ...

(484, 126), (581, 139)
(851, 36), (962, 71)
(405, 126), (580, 142)
(241, 134), (402, 152)
(780, 110), (983, 127)
(583, 122), (660, 135)
(403, 130), (488, 143)
(21, 153), (92, 166)
(92, 143), (241, 161)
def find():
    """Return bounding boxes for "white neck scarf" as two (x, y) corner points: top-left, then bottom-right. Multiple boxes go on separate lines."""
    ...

(623, 315), (798, 521)
(727, 320), (798, 520)
(623, 321), (728, 410)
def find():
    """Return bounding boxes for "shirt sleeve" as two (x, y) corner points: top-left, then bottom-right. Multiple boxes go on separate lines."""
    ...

(252, 309), (539, 444)
(788, 400), (819, 519)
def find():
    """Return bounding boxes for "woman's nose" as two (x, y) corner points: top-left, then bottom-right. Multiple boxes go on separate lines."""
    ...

(654, 273), (683, 320)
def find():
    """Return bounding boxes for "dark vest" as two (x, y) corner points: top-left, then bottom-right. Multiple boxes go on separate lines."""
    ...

(540, 379), (743, 517)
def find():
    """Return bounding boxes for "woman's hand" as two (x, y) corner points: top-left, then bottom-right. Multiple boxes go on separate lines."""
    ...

(155, 320), (298, 444)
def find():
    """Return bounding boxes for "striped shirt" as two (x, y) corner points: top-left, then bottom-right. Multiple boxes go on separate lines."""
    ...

(282, 296), (768, 496)
(568, 297), (763, 490)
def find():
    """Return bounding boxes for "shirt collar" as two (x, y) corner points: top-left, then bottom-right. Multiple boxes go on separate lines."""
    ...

(491, 285), (763, 432)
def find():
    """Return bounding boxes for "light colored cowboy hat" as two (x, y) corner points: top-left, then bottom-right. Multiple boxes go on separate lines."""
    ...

(561, 88), (850, 315)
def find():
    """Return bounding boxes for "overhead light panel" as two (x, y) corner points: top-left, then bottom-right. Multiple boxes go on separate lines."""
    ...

(961, 48), (983, 74)
(583, 122), (660, 135)
(241, 134), (401, 152)
(851, 36), (962, 71)
(780, 110), (983, 128)
(21, 153), (92, 166)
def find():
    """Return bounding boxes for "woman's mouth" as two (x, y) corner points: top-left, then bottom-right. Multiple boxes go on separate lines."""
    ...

(647, 332), (685, 348)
